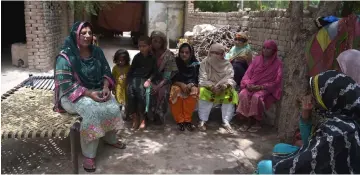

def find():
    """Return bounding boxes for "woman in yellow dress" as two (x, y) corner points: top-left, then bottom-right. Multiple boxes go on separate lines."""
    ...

(112, 49), (130, 108)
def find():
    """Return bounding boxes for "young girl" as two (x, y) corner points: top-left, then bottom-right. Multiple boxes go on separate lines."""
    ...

(112, 49), (131, 109)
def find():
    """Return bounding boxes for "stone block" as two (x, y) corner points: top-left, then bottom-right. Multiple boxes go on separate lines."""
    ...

(11, 43), (28, 67)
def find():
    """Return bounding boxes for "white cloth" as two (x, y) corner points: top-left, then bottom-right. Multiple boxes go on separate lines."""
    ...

(198, 100), (234, 124)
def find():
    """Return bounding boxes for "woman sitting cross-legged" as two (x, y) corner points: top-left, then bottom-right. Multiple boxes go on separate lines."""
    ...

(197, 43), (239, 133)
(236, 40), (283, 133)
(169, 42), (200, 131)
(54, 21), (125, 172)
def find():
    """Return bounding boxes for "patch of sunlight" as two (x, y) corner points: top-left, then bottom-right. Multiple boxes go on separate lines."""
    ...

(116, 153), (133, 160)
(235, 139), (254, 150)
(232, 149), (246, 158)
(244, 147), (262, 160)
(132, 138), (164, 155)
(204, 154), (214, 159)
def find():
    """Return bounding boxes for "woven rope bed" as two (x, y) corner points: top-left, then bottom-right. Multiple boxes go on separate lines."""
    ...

(1, 75), (81, 173)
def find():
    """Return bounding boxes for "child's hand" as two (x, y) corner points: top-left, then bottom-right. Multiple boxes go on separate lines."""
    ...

(144, 79), (151, 88)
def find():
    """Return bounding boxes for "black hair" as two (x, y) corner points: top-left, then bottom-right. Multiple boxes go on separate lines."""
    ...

(178, 43), (196, 61)
(138, 35), (151, 45)
(113, 49), (130, 65)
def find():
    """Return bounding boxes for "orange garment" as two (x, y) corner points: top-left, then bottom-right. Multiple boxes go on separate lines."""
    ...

(169, 85), (198, 123)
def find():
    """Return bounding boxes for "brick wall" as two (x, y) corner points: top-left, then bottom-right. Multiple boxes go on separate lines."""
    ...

(184, 1), (313, 58)
(24, 1), (70, 71)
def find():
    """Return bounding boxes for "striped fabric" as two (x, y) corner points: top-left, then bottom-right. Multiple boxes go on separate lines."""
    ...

(306, 14), (360, 76)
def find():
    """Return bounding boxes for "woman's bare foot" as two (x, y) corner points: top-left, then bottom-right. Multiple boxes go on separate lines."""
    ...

(132, 114), (140, 129)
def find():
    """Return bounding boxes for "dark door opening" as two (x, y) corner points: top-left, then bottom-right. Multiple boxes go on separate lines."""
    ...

(1, 1), (26, 65)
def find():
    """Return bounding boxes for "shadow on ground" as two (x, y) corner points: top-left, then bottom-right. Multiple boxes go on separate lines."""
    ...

(1, 108), (279, 174)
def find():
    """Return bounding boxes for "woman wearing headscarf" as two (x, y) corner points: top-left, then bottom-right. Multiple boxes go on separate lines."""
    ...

(336, 49), (360, 84)
(236, 40), (283, 133)
(255, 70), (360, 174)
(198, 43), (239, 133)
(169, 42), (200, 131)
(225, 32), (253, 87)
(54, 22), (125, 172)
(148, 31), (178, 124)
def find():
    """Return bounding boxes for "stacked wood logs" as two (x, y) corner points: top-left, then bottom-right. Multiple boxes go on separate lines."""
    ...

(191, 25), (241, 61)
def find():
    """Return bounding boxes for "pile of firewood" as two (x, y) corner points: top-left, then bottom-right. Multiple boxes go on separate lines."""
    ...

(192, 25), (242, 61)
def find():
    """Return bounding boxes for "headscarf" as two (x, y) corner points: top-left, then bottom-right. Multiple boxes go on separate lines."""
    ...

(310, 70), (360, 118)
(199, 43), (236, 87)
(150, 30), (168, 51)
(173, 43), (200, 85)
(272, 70), (360, 174)
(225, 32), (252, 62)
(241, 40), (283, 99)
(336, 49), (360, 84)
(56, 21), (114, 90)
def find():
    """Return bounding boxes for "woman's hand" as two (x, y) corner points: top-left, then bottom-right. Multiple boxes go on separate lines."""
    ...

(253, 85), (264, 91)
(102, 86), (111, 102)
(301, 95), (313, 121)
(87, 91), (105, 102)
(190, 86), (198, 96)
(246, 84), (255, 91)
(179, 83), (189, 94)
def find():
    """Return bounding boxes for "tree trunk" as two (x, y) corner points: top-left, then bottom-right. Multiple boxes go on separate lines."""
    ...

(277, 1), (341, 142)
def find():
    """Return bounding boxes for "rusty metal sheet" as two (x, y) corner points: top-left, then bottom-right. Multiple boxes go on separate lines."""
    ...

(98, 2), (143, 32)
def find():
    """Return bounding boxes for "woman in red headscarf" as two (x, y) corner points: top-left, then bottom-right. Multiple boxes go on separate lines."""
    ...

(236, 40), (283, 132)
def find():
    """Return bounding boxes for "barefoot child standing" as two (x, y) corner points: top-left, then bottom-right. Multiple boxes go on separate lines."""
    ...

(127, 36), (157, 129)
(112, 49), (131, 111)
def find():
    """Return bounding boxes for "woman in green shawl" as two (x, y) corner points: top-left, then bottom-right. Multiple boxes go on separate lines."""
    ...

(225, 32), (252, 89)
(54, 21), (125, 172)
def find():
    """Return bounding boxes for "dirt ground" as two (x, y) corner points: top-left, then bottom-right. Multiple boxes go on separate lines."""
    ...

(1, 36), (280, 174)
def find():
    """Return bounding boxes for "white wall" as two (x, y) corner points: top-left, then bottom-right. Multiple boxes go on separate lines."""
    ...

(147, 1), (184, 48)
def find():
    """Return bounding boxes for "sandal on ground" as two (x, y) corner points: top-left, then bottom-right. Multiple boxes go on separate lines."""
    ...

(198, 121), (206, 131)
(83, 157), (96, 172)
(223, 124), (234, 134)
(177, 123), (185, 131)
(104, 140), (127, 149)
(239, 125), (250, 132)
(247, 125), (262, 133)
(185, 122), (195, 132)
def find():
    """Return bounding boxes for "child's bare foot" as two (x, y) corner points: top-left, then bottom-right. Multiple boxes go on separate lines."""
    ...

(139, 119), (146, 129)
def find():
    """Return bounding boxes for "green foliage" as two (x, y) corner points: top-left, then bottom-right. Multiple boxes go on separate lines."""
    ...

(69, 1), (122, 16)
(194, 0), (323, 12)
(194, 1), (238, 12)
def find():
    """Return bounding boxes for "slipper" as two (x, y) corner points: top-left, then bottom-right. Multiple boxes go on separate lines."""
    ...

(239, 125), (250, 132)
(105, 141), (126, 149)
(83, 157), (96, 172)
(248, 126), (262, 133)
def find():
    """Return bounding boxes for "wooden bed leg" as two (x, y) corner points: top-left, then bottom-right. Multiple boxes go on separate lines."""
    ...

(70, 123), (79, 174)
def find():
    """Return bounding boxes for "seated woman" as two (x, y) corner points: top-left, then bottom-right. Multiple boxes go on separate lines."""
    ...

(148, 31), (178, 124)
(256, 70), (360, 174)
(236, 40), (283, 133)
(54, 22), (125, 172)
(225, 32), (253, 89)
(336, 49), (360, 83)
(169, 42), (200, 131)
(198, 43), (239, 133)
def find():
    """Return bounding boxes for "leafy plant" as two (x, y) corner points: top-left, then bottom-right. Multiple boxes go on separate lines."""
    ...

(194, 1), (238, 12)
